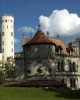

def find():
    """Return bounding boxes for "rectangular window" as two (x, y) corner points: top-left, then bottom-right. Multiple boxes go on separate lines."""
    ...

(2, 41), (4, 45)
(11, 32), (13, 36)
(2, 48), (4, 52)
(12, 48), (13, 52)
(2, 32), (4, 36)
(11, 41), (13, 45)
(7, 25), (8, 29)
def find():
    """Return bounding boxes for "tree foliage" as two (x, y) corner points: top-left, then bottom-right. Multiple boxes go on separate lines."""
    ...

(0, 57), (16, 81)
(5, 57), (16, 78)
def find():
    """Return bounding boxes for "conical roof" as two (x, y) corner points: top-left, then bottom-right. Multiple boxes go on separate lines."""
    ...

(25, 29), (56, 45)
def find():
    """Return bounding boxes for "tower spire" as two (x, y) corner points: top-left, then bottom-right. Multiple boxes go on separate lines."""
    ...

(47, 31), (49, 38)
(38, 24), (41, 30)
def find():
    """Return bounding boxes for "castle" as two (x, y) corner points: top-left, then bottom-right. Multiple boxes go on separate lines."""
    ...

(1, 15), (80, 90)
(15, 26), (80, 90)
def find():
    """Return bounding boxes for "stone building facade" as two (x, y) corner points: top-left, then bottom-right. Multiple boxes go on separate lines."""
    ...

(15, 28), (80, 90)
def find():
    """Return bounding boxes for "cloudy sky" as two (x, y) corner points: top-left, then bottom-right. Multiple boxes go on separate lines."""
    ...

(0, 0), (80, 52)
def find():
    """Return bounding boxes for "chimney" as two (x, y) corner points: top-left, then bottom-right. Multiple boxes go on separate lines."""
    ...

(47, 31), (49, 38)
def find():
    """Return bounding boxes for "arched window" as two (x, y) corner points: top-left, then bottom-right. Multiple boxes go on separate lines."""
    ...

(69, 62), (72, 72)
(73, 62), (76, 72)
(58, 61), (61, 71)
(61, 61), (64, 71)
(70, 78), (76, 88)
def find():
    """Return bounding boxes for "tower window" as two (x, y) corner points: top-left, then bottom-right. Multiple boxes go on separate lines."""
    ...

(6, 20), (7, 22)
(11, 32), (13, 36)
(2, 41), (4, 45)
(2, 32), (4, 36)
(2, 48), (4, 52)
(12, 48), (13, 52)
(11, 41), (13, 45)
(7, 25), (8, 29)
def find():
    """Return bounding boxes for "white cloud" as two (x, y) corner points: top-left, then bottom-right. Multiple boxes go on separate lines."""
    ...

(18, 26), (35, 33)
(39, 9), (80, 37)
(14, 38), (20, 43)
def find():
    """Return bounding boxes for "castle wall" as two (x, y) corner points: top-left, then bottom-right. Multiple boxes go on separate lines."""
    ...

(24, 44), (56, 78)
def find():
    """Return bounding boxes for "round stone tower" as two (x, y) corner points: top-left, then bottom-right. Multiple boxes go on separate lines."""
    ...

(1, 14), (14, 60)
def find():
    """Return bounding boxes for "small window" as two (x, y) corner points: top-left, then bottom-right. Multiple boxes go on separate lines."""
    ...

(12, 48), (13, 52)
(2, 32), (4, 36)
(70, 78), (76, 88)
(58, 61), (61, 71)
(11, 32), (13, 36)
(7, 25), (8, 29)
(61, 61), (64, 71)
(2, 41), (4, 45)
(69, 62), (72, 72)
(6, 20), (7, 22)
(11, 41), (13, 45)
(2, 48), (4, 52)
(73, 62), (76, 72)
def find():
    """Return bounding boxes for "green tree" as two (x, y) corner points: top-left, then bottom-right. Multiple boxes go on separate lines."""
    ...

(4, 57), (16, 79)
(0, 70), (5, 83)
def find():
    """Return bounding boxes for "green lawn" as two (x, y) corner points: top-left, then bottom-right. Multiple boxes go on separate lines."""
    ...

(0, 87), (80, 100)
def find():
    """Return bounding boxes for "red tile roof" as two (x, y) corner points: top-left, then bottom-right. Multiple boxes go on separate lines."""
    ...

(49, 38), (68, 55)
(25, 29), (55, 45)
(22, 29), (77, 56)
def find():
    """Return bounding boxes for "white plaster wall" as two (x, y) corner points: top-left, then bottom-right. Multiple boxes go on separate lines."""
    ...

(1, 15), (14, 60)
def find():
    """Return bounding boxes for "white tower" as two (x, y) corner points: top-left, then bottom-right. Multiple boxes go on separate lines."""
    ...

(0, 14), (14, 60)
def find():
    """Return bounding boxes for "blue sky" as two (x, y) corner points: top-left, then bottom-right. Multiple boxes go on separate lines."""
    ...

(0, 0), (80, 52)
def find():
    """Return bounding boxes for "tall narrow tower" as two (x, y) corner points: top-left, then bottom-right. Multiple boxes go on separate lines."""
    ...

(1, 14), (14, 60)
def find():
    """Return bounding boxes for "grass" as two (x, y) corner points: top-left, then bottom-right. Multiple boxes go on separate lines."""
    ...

(0, 87), (80, 100)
